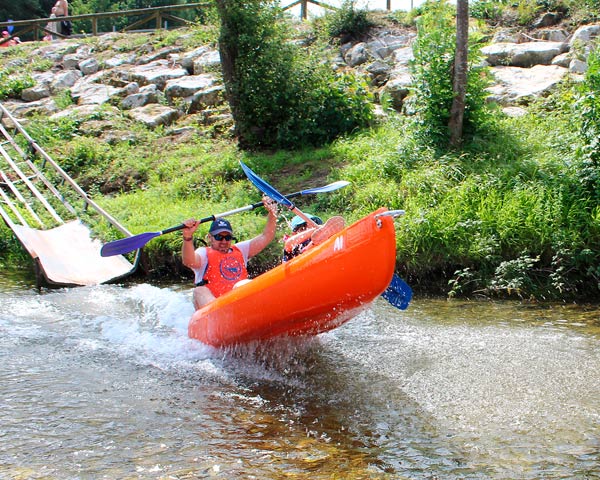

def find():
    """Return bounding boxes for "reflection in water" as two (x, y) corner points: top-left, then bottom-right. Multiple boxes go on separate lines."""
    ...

(1, 280), (599, 479)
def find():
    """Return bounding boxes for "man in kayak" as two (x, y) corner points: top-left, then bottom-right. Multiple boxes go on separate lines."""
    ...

(181, 196), (278, 310)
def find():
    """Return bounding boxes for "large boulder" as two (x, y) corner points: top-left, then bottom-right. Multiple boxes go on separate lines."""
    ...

(481, 41), (568, 68)
(486, 65), (568, 105)
(124, 60), (188, 89)
(164, 74), (217, 100)
(128, 104), (180, 128)
(121, 84), (159, 109)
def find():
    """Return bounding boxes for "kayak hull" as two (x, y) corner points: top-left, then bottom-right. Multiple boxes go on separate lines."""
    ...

(188, 208), (397, 347)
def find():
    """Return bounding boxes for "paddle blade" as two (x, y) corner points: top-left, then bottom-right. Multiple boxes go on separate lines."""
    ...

(381, 274), (412, 310)
(300, 181), (350, 195)
(240, 161), (293, 208)
(100, 231), (160, 257)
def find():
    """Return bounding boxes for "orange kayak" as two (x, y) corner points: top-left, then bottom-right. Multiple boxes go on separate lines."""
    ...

(188, 208), (397, 347)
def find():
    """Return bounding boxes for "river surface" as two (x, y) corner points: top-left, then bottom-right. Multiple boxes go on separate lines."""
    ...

(2, 269), (600, 479)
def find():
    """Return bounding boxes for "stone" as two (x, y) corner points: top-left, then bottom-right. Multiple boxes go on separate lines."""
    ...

(128, 104), (180, 128)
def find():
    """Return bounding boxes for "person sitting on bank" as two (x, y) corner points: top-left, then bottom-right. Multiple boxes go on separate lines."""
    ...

(181, 196), (278, 310)
(0, 31), (16, 47)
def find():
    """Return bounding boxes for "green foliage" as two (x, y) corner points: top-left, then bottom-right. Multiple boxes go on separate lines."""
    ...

(0, 224), (31, 268)
(487, 254), (540, 298)
(275, 70), (373, 149)
(410, 0), (491, 148)
(470, 0), (505, 22)
(220, 0), (372, 150)
(61, 137), (111, 173)
(53, 89), (74, 109)
(0, 68), (34, 100)
(317, 0), (374, 41)
(68, 0), (216, 34)
(1, 16), (598, 301)
(514, 0), (540, 25)
(23, 115), (80, 144)
(331, 93), (599, 300)
(575, 44), (600, 203)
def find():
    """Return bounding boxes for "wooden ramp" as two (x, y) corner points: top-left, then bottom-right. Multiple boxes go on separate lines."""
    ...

(0, 102), (138, 287)
(10, 221), (134, 286)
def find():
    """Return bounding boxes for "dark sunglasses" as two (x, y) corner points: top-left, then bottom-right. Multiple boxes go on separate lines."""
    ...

(213, 233), (233, 241)
(293, 224), (307, 233)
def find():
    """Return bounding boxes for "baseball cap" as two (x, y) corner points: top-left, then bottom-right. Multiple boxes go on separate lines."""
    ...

(291, 214), (323, 232)
(209, 218), (233, 235)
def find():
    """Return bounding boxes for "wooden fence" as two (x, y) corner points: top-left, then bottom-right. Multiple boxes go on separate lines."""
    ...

(281, 0), (404, 19)
(282, 0), (336, 19)
(0, 3), (210, 43)
(0, 1), (409, 44)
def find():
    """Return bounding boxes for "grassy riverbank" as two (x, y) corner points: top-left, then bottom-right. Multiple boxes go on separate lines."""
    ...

(1, 5), (599, 302)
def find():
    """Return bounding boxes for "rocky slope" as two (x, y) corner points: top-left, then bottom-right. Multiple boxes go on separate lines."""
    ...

(1, 20), (599, 138)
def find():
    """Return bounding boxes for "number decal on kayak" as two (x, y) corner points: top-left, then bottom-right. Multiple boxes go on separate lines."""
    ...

(334, 235), (345, 252)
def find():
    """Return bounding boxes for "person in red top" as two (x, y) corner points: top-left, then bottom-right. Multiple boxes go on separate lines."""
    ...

(181, 196), (278, 310)
(1, 31), (17, 47)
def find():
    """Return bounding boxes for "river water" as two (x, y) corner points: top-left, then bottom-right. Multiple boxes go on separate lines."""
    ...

(1, 269), (600, 479)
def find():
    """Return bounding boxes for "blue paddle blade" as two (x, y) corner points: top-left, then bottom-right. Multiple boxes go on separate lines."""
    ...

(240, 161), (294, 208)
(100, 231), (161, 257)
(381, 274), (412, 310)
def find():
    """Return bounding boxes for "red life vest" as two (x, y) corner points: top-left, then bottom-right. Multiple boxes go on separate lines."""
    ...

(203, 246), (248, 297)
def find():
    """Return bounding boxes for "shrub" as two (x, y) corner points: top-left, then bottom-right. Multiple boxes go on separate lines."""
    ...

(219, 0), (372, 150)
(470, 0), (505, 22)
(0, 69), (34, 100)
(319, 0), (374, 41)
(575, 43), (600, 203)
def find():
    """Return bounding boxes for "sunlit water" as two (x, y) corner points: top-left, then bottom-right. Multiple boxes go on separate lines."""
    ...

(1, 271), (600, 479)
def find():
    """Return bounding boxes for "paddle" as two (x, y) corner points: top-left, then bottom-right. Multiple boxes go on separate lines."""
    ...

(100, 180), (350, 257)
(381, 273), (413, 310)
(240, 161), (321, 228)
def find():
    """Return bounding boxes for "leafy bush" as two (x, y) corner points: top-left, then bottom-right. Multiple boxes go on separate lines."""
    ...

(0, 69), (34, 100)
(275, 70), (373, 149)
(575, 44), (600, 203)
(219, 0), (372, 150)
(487, 254), (540, 298)
(470, 0), (505, 22)
(318, 0), (374, 41)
